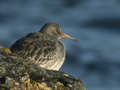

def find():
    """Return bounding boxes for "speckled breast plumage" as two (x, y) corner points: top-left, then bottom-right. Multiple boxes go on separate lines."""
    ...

(10, 32), (65, 71)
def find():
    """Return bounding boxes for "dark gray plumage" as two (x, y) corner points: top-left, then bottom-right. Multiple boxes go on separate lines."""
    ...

(10, 23), (76, 70)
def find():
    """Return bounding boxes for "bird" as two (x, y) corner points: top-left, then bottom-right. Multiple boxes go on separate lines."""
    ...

(10, 23), (77, 71)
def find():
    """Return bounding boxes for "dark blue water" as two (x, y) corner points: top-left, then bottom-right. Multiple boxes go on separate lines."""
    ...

(0, 0), (120, 90)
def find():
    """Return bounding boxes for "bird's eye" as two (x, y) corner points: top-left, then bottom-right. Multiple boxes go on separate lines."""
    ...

(57, 28), (62, 34)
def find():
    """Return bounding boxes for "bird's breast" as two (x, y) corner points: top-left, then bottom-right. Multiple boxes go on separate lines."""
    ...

(56, 40), (65, 59)
(38, 40), (66, 71)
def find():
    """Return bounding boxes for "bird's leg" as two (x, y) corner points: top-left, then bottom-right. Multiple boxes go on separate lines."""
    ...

(0, 46), (12, 54)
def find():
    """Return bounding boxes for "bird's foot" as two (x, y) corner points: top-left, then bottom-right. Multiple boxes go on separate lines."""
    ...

(0, 46), (12, 54)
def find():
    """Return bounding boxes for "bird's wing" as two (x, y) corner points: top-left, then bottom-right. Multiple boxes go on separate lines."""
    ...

(10, 37), (57, 63)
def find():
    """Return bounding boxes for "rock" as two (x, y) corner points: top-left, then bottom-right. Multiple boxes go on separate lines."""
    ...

(0, 52), (86, 90)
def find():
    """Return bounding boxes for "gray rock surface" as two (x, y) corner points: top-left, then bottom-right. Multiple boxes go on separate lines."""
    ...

(0, 52), (86, 90)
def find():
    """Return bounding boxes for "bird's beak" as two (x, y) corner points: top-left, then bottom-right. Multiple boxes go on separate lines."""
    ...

(61, 33), (77, 42)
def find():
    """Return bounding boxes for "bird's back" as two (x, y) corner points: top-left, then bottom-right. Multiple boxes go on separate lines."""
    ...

(10, 32), (65, 70)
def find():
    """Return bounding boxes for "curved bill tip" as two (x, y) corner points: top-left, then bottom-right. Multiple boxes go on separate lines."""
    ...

(61, 33), (78, 42)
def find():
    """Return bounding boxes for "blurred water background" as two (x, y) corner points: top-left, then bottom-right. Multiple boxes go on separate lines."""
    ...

(0, 0), (120, 90)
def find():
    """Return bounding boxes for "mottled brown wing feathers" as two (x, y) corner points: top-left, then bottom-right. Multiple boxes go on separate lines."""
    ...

(10, 36), (57, 63)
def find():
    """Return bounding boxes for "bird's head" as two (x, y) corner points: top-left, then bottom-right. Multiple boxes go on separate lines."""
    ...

(40, 23), (77, 42)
